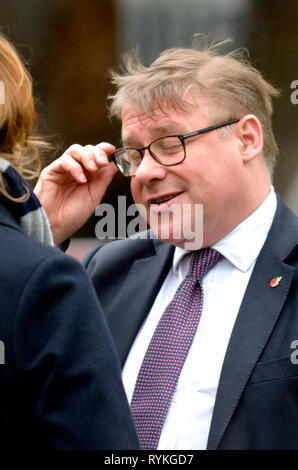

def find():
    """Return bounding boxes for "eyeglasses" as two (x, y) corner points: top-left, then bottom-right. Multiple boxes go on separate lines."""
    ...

(108, 118), (240, 177)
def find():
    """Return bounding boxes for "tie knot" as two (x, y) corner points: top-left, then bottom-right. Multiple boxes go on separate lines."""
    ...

(189, 248), (222, 281)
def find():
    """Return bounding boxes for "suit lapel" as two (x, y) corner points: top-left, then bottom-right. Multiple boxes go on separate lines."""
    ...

(207, 251), (294, 449)
(207, 196), (298, 449)
(106, 239), (174, 366)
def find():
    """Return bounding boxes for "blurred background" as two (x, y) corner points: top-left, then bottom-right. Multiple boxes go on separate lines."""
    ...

(1, 0), (297, 259)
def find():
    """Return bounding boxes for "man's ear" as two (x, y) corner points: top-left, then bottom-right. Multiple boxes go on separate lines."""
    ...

(236, 114), (264, 162)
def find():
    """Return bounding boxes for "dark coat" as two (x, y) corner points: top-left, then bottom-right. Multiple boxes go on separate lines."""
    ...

(0, 202), (139, 450)
(83, 195), (298, 450)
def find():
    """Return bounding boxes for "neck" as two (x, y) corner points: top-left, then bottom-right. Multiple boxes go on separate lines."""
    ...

(202, 178), (272, 248)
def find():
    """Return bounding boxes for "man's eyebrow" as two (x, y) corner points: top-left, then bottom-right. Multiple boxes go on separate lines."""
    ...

(121, 123), (186, 147)
(152, 124), (186, 136)
(121, 136), (137, 147)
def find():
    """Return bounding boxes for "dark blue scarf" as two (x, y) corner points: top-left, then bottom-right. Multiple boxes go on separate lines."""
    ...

(0, 157), (53, 245)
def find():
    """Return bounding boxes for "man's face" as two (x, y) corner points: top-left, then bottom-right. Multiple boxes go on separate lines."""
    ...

(122, 97), (249, 248)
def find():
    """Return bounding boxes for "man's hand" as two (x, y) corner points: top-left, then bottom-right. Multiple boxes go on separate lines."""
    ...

(34, 142), (118, 246)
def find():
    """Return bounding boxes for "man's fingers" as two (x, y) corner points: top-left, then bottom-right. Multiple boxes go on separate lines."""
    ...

(94, 142), (116, 165)
(39, 142), (118, 187)
(82, 145), (105, 171)
(58, 153), (88, 183)
(61, 142), (116, 174)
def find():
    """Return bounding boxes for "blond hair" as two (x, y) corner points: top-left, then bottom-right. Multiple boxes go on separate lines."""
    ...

(0, 33), (48, 201)
(109, 39), (280, 176)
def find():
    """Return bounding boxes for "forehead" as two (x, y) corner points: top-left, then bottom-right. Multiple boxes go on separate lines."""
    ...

(121, 99), (210, 144)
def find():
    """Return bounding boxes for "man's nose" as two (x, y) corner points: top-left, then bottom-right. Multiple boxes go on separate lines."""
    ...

(134, 150), (167, 183)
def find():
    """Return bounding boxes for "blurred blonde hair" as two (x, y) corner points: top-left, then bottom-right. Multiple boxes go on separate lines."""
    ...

(0, 33), (48, 201)
(109, 38), (280, 176)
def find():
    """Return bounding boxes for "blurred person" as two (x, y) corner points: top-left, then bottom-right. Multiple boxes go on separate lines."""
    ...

(36, 40), (298, 450)
(0, 33), (139, 450)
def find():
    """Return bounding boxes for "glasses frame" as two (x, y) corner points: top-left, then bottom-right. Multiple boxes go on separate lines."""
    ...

(108, 118), (240, 177)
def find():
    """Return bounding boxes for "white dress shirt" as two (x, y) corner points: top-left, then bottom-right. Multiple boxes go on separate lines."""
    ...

(122, 187), (277, 450)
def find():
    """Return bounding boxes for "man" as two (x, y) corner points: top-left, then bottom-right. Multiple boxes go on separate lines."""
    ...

(35, 42), (298, 450)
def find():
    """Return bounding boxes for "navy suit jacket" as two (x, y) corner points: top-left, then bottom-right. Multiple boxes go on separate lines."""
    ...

(0, 201), (139, 450)
(83, 195), (298, 450)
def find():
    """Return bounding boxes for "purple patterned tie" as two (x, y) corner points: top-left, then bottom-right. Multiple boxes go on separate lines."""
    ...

(130, 248), (223, 449)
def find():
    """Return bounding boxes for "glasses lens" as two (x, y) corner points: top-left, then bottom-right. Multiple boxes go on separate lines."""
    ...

(150, 136), (184, 165)
(113, 149), (141, 176)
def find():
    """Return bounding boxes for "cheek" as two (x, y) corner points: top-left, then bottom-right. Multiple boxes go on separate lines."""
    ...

(180, 160), (213, 199)
(130, 179), (142, 204)
(188, 146), (236, 188)
(182, 161), (225, 210)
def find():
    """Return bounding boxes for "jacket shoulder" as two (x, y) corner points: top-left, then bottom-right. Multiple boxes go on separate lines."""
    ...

(82, 231), (159, 276)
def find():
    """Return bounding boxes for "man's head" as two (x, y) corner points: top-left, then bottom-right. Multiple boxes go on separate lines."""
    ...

(108, 41), (279, 248)
(109, 41), (279, 176)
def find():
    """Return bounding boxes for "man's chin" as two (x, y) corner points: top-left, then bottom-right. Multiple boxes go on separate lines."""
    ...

(147, 202), (204, 250)
(150, 227), (204, 251)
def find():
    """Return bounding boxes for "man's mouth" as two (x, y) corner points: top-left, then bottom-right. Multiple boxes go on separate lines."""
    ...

(150, 192), (183, 205)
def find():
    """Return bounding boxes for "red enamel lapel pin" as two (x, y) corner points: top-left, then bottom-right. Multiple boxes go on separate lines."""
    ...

(269, 276), (283, 288)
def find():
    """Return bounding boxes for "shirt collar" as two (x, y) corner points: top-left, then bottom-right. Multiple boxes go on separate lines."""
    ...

(173, 186), (277, 273)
